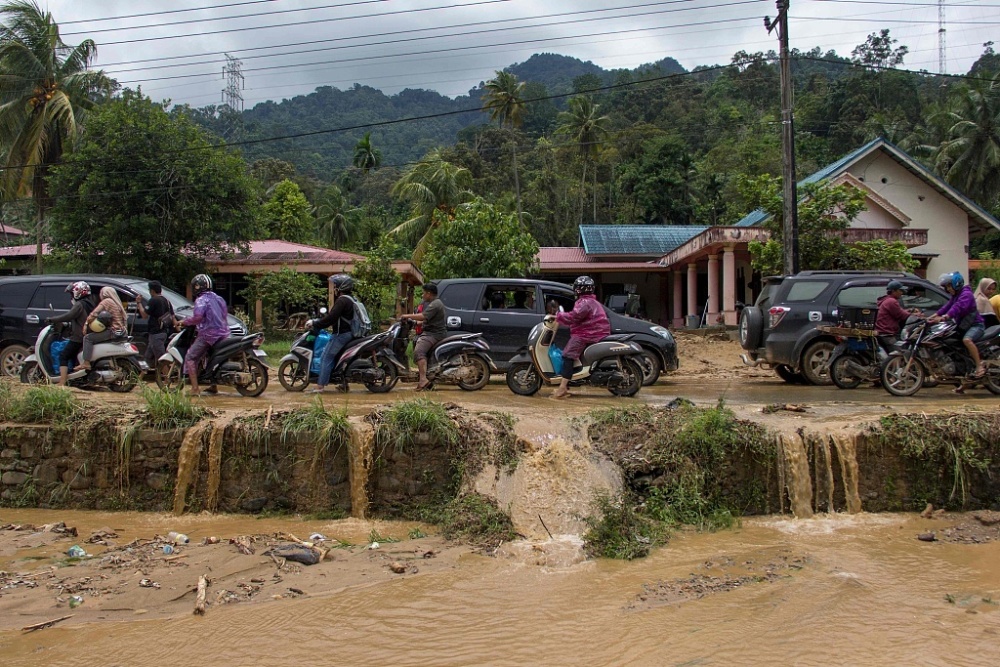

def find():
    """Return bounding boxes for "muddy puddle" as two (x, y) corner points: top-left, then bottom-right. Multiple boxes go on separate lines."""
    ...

(2, 509), (998, 666)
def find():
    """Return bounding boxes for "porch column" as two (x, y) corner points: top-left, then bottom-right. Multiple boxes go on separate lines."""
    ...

(707, 253), (720, 325)
(328, 278), (336, 308)
(254, 299), (263, 330)
(672, 271), (684, 328)
(723, 245), (737, 326)
(686, 262), (698, 325)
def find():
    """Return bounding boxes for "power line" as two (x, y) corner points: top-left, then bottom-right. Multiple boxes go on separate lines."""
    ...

(60, 0), (281, 25)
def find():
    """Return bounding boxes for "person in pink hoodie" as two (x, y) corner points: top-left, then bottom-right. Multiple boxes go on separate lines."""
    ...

(552, 276), (610, 399)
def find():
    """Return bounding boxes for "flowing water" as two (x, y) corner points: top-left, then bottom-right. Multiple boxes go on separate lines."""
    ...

(171, 420), (212, 515)
(1, 510), (997, 666)
(779, 433), (814, 519)
(204, 415), (238, 513)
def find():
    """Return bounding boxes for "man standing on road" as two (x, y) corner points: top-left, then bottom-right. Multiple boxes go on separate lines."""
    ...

(136, 281), (174, 374)
(400, 283), (446, 391)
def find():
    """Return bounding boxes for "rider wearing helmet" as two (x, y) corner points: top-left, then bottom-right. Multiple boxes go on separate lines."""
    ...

(305, 274), (357, 393)
(45, 281), (98, 386)
(551, 276), (611, 399)
(179, 274), (229, 395)
(930, 271), (986, 379)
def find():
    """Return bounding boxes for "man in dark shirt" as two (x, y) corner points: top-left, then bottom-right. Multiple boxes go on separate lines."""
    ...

(401, 282), (446, 390)
(875, 280), (919, 350)
(136, 281), (174, 372)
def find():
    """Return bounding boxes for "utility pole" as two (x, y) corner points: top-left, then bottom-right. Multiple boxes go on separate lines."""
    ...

(766, 1), (798, 275)
(221, 54), (245, 144)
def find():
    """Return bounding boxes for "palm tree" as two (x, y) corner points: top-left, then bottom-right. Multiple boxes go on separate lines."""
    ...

(315, 184), (355, 250)
(352, 132), (381, 173)
(390, 148), (473, 263)
(0, 0), (114, 272)
(934, 72), (1000, 208)
(482, 70), (525, 225)
(555, 96), (610, 224)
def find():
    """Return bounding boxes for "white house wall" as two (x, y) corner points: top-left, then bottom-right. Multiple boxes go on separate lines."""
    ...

(847, 152), (969, 278)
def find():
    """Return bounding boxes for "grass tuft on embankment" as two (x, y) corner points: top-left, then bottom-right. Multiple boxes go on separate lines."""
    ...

(433, 493), (517, 548)
(370, 398), (458, 454)
(142, 387), (205, 429)
(583, 490), (669, 560)
(0, 382), (81, 425)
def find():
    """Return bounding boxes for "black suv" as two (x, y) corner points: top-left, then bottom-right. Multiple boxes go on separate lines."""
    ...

(0, 274), (247, 377)
(738, 271), (950, 385)
(435, 278), (678, 384)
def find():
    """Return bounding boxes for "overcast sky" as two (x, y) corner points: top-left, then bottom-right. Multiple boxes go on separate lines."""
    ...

(42, 0), (999, 109)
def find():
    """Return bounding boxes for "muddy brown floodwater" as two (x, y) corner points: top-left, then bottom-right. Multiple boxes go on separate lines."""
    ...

(1, 335), (999, 665)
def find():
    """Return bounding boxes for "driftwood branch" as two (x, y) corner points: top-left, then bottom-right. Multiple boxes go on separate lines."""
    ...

(22, 615), (73, 632)
(193, 575), (209, 615)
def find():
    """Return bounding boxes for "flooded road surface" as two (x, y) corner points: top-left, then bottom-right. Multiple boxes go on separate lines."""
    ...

(2, 510), (997, 666)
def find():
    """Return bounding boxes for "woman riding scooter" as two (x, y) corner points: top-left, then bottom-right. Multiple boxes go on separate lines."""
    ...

(82, 287), (128, 371)
(306, 274), (357, 394)
(46, 281), (98, 386)
(552, 276), (610, 399)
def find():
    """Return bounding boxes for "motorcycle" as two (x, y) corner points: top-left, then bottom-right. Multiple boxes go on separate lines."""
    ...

(880, 318), (1000, 396)
(827, 331), (892, 389)
(155, 326), (269, 397)
(20, 323), (146, 392)
(277, 325), (399, 393)
(505, 315), (645, 397)
(387, 319), (496, 390)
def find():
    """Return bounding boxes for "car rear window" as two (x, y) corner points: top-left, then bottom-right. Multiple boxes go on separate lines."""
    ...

(836, 285), (883, 308)
(0, 282), (36, 309)
(29, 284), (71, 310)
(782, 281), (830, 303)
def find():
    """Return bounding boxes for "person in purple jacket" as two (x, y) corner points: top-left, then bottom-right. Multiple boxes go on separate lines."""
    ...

(551, 276), (610, 399)
(180, 274), (229, 395)
(929, 272), (985, 378)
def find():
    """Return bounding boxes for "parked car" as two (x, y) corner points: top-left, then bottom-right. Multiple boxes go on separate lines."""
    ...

(738, 270), (949, 385)
(434, 278), (678, 385)
(0, 274), (247, 378)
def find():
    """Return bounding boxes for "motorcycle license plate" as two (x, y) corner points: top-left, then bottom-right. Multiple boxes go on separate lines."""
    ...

(137, 361), (149, 371)
(253, 350), (268, 358)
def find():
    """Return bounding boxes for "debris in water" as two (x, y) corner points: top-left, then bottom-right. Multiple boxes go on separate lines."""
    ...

(917, 532), (937, 542)
(309, 533), (328, 542)
(973, 511), (1000, 527)
(138, 578), (160, 589)
(266, 545), (320, 566)
(66, 545), (86, 558)
(921, 503), (934, 519)
(389, 561), (406, 574)
(762, 403), (809, 413)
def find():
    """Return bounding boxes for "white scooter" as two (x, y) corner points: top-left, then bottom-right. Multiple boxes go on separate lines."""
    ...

(505, 315), (645, 397)
(20, 324), (146, 392)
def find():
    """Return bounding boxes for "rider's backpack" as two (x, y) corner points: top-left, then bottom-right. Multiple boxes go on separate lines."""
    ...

(341, 296), (372, 338)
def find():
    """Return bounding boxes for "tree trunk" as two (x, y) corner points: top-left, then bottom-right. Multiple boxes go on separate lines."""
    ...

(512, 142), (523, 227)
(592, 167), (597, 224)
(35, 203), (43, 275)
(579, 161), (588, 226)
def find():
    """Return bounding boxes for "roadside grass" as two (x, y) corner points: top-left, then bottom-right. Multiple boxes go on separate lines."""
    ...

(260, 334), (297, 364)
(280, 397), (353, 471)
(431, 493), (516, 547)
(142, 386), (205, 429)
(0, 383), (81, 425)
(371, 398), (459, 454)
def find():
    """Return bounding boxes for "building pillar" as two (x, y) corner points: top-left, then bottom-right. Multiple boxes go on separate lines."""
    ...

(686, 262), (698, 326)
(328, 278), (336, 309)
(254, 299), (263, 330)
(672, 271), (684, 328)
(707, 253), (720, 325)
(723, 245), (737, 326)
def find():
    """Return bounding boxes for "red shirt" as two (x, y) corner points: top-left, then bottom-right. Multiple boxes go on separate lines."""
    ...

(875, 294), (910, 336)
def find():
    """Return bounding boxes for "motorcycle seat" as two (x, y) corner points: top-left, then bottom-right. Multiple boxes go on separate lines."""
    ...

(580, 340), (635, 365)
(984, 325), (1000, 340)
(210, 336), (246, 354)
(431, 333), (479, 348)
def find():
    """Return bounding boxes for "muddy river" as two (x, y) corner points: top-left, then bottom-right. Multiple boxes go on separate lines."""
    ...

(1, 509), (996, 666)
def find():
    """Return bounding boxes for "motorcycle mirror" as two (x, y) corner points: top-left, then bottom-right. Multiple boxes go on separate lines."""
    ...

(319, 307), (328, 315)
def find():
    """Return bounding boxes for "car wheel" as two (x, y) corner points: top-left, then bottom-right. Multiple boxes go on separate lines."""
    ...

(637, 348), (662, 386)
(738, 308), (763, 350)
(1, 344), (29, 378)
(774, 364), (806, 384)
(800, 340), (836, 386)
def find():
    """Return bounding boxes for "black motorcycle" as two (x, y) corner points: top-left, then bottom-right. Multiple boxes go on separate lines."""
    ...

(156, 326), (269, 397)
(828, 331), (892, 389)
(880, 319), (1000, 396)
(277, 326), (398, 393)
(387, 319), (496, 390)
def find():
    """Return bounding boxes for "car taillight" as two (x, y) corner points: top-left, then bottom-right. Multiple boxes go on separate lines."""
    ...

(768, 306), (790, 328)
(253, 335), (264, 347)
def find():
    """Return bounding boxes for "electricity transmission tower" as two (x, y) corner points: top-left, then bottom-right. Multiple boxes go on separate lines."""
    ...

(221, 53), (245, 144)
(938, 0), (947, 75)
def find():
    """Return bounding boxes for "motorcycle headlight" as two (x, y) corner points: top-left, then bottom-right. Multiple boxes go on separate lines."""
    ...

(650, 326), (671, 339)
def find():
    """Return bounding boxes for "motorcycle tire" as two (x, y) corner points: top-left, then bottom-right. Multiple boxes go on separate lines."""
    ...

(156, 360), (184, 391)
(506, 362), (542, 396)
(278, 358), (310, 392)
(19, 360), (45, 385)
(457, 355), (491, 391)
(880, 355), (924, 397)
(830, 354), (864, 390)
(358, 357), (398, 394)
(108, 358), (140, 393)
(983, 354), (1000, 395)
(235, 358), (268, 397)
(608, 358), (643, 397)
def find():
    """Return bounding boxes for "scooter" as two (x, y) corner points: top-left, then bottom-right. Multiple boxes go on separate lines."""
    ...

(20, 323), (146, 392)
(387, 319), (496, 390)
(505, 316), (645, 397)
(277, 325), (399, 393)
(155, 326), (269, 397)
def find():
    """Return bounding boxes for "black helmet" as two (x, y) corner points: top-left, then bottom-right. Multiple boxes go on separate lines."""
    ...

(573, 275), (596, 295)
(330, 274), (353, 293)
(191, 273), (213, 295)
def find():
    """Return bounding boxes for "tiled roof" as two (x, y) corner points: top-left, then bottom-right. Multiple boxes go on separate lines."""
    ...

(0, 243), (44, 257)
(579, 225), (708, 255)
(537, 247), (666, 271)
(207, 240), (363, 264)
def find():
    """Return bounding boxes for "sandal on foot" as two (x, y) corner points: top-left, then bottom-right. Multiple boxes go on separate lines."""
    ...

(952, 386), (966, 394)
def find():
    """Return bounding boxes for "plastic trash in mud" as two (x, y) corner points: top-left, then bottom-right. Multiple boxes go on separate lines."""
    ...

(162, 545), (175, 555)
(66, 545), (86, 558)
(166, 532), (189, 544)
(267, 544), (320, 566)
(68, 595), (84, 609)
(309, 533), (328, 542)
(368, 541), (380, 550)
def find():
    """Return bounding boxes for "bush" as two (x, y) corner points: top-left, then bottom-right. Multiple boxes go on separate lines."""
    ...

(143, 387), (205, 429)
(0, 385), (81, 425)
(583, 491), (668, 560)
